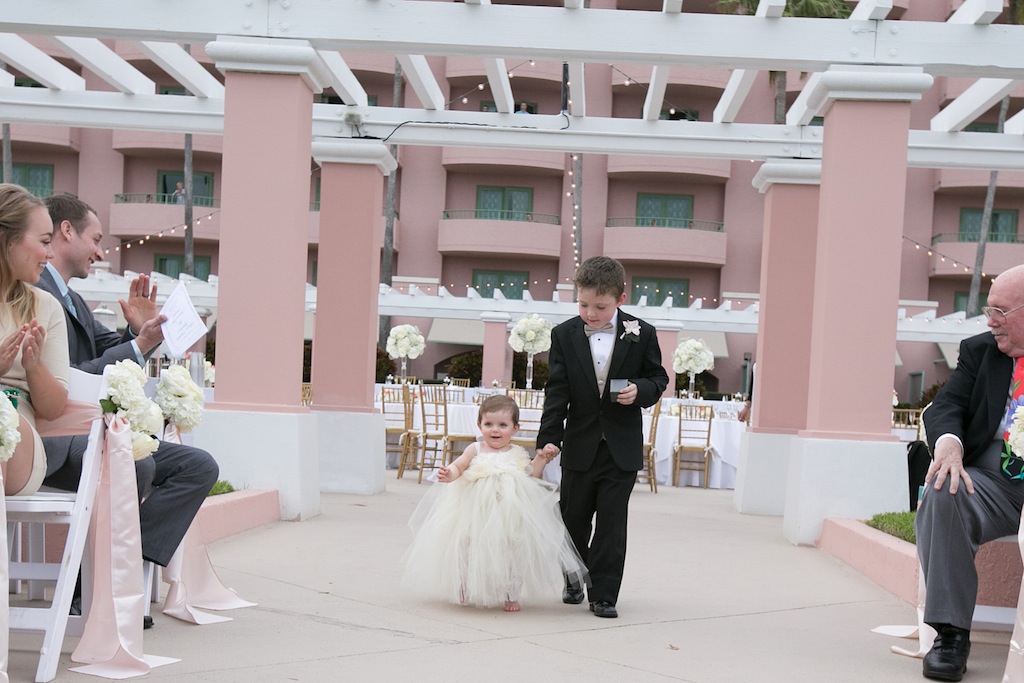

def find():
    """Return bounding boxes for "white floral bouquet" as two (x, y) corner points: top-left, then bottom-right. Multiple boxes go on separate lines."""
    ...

(672, 338), (715, 376)
(204, 360), (215, 387)
(386, 324), (426, 359)
(0, 392), (22, 463)
(155, 364), (205, 432)
(100, 359), (162, 460)
(508, 314), (553, 354)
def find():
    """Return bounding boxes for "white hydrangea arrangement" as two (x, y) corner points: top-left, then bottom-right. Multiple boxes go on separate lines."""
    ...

(0, 392), (22, 463)
(100, 359), (162, 460)
(672, 338), (715, 376)
(386, 324), (426, 359)
(204, 360), (215, 387)
(508, 314), (553, 354)
(155, 364), (205, 432)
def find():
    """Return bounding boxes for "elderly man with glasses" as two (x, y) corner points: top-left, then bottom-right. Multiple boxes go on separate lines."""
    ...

(916, 264), (1024, 681)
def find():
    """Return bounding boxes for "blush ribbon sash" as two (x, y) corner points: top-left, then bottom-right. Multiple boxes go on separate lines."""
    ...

(159, 424), (256, 624)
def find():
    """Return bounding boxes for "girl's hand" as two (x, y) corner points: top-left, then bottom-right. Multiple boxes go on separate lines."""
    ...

(438, 463), (460, 482)
(20, 320), (46, 371)
(0, 325), (28, 376)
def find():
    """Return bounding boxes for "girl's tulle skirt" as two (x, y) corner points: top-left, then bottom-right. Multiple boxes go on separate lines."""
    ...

(402, 468), (587, 608)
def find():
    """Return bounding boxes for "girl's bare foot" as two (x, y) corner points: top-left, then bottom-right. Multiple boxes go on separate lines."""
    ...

(504, 600), (520, 612)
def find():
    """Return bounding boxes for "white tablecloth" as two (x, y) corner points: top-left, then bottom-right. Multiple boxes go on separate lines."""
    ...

(647, 413), (745, 489)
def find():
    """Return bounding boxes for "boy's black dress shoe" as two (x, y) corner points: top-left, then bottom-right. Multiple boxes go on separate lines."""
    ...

(923, 625), (970, 682)
(562, 585), (585, 605)
(589, 601), (617, 618)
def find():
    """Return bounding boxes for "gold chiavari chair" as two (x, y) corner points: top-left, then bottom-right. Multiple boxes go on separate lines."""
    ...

(892, 407), (924, 443)
(383, 384), (419, 479)
(417, 385), (477, 482)
(448, 377), (471, 387)
(672, 404), (714, 488)
(507, 388), (545, 410)
(301, 382), (312, 406)
(510, 391), (546, 451)
(637, 399), (662, 492)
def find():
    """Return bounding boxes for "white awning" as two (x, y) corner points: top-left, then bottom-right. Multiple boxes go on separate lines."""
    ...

(895, 350), (903, 368)
(938, 342), (961, 370)
(677, 331), (729, 359)
(427, 319), (485, 346)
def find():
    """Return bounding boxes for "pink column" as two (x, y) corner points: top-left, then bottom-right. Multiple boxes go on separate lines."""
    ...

(480, 312), (511, 387)
(750, 160), (821, 434)
(801, 67), (933, 440)
(205, 39), (329, 411)
(310, 141), (396, 411)
(655, 325), (681, 397)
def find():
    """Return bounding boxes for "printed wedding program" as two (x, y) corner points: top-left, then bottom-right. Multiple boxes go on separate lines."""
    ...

(159, 282), (207, 359)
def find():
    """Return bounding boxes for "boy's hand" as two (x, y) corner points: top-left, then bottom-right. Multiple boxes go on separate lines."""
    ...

(538, 443), (560, 461)
(615, 381), (638, 405)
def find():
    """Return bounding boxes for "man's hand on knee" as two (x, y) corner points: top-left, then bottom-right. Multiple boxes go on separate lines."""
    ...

(926, 439), (974, 495)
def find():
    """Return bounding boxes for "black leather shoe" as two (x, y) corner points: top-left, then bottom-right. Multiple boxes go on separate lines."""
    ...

(562, 585), (585, 605)
(589, 601), (618, 618)
(923, 625), (970, 682)
(143, 615), (154, 630)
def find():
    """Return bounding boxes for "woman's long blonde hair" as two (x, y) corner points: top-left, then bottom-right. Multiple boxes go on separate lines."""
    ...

(0, 183), (45, 325)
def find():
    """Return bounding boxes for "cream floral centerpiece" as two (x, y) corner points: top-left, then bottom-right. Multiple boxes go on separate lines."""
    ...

(386, 324), (426, 383)
(155, 364), (205, 441)
(508, 314), (553, 389)
(0, 392), (21, 463)
(673, 338), (715, 398)
(100, 359), (163, 460)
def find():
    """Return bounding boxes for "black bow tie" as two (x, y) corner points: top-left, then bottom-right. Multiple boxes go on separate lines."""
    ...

(584, 323), (614, 337)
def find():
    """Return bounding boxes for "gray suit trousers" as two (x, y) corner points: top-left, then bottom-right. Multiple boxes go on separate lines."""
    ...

(43, 437), (219, 567)
(915, 439), (1024, 630)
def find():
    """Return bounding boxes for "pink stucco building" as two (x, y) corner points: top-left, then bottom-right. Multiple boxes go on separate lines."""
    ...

(5, 0), (1023, 405)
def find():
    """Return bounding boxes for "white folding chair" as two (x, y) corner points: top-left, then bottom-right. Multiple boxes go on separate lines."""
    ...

(7, 416), (105, 682)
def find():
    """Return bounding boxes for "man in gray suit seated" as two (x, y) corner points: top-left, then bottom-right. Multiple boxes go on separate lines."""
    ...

(917, 264), (1024, 681)
(38, 195), (219, 619)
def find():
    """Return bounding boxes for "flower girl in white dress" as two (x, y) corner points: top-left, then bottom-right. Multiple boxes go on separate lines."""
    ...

(403, 395), (588, 612)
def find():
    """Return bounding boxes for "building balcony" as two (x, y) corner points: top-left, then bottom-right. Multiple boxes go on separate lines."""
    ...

(606, 155), (731, 181)
(109, 196), (221, 241)
(935, 168), (1024, 193)
(604, 220), (726, 267)
(9, 123), (79, 151)
(929, 233), (1024, 276)
(112, 130), (223, 156)
(438, 210), (561, 259)
(446, 57), (564, 83)
(941, 77), (1024, 103)
(442, 146), (565, 175)
(607, 64), (730, 91)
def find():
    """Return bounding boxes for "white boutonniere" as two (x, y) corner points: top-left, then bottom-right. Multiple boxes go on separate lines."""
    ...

(620, 320), (641, 342)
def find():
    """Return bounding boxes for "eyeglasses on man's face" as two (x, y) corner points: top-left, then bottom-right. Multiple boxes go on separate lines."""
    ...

(982, 302), (1024, 324)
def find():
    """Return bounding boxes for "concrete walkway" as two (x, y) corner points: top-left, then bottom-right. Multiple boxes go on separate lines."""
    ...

(11, 478), (1013, 682)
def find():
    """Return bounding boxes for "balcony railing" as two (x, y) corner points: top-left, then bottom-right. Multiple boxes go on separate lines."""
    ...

(606, 217), (724, 232)
(932, 232), (1022, 245)
(442, 209), (560, 225)
(114, 193), (220, 208)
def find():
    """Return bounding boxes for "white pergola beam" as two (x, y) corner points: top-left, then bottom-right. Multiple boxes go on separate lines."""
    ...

(947, 0), (1003, 25)
(642, 66), (670, 121)
(137, 40), (224, 98)
(785, 72), (822, 125)
(5, 7), (1024, 78)
(395, 54), (444, 111)
(755, 0), (786, 17)
(849, 0), (893, 20)
(714, 69), (759, 123)
(568, 61), (584, 117)
(2, 86), (1023, 170)
(1004, 110), (1024, 136)
(0, 67), (12, 87)
(930, 78), (1018, 132)
(483, 58), (514, 113)
(0, 33), (84, 91)
(317, 50), (368, 106)
(50, 36), (154, 94)
(663, 0), (683, 14)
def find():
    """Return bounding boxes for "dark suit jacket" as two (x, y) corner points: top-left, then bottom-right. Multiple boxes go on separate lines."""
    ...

(923, 332), (1012, 465)
(37, 267), (142, 373)
(536, 311), (668, 472)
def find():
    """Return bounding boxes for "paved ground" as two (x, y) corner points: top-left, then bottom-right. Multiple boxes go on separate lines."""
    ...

(9, 478), (1014, 682)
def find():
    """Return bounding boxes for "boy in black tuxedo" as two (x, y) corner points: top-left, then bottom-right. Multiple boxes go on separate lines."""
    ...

(537, 256), (668, 618)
